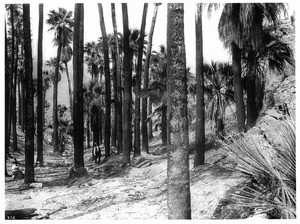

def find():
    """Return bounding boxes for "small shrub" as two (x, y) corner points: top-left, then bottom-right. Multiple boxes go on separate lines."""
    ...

(225, 119), (295, 219)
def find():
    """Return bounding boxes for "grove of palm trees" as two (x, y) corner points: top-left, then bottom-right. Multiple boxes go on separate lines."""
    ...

(4, 2), (296, 220)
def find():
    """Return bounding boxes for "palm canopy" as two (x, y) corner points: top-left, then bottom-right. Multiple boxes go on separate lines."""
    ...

(46, 7), (74, 47)
(218, 3), (287, 50)
(242, 27), (295, 75)
(84, 41), (103, 78)
(45, 57), (65, 82)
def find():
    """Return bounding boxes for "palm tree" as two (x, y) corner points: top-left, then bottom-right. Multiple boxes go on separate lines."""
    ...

(218, 3), (287, 132)
(242, 27), (294, 128)
(111, 3), (123, 154)
(23, 3), (35, 184)
(36, 3), (44, 167)
(61, 44), (73, 118)
(46, 7), (74, 153)
(134, 3), (148, 157)
(145, 45), (167, 145)
(142, 3), (161, 153)
(122, 3), (131, 166)
(194, 3), (205, 167)
(204, 62), (234, 137)
(98, 3), (111, 159)
(84, 41), (103, 82)
(69, 3), (87, 178)
(166, 3), (191, 219)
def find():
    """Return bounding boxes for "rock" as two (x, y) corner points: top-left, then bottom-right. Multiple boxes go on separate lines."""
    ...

(30, 183), (43, 188)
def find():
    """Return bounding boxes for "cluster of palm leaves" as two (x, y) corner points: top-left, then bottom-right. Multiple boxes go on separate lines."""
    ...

(225, 119), (295, 218)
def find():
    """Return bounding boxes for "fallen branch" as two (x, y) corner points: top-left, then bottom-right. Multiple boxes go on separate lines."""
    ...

(5, 208), (37, 219)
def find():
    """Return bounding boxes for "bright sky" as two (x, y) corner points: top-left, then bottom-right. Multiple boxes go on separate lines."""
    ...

(26, 2), (231, 74)
(3, 0), (296, 74)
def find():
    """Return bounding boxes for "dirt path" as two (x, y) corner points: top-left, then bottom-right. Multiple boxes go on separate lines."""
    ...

(5, 133), (244, 220)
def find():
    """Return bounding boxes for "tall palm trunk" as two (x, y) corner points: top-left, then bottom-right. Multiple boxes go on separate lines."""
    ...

(111, 50), (117, 147)
(111, 3), (122, 154)
(134, 3), (148, 157)
(12, 38), (18, 152)
(122, 3), (131, 165)
(231, 42), (245, 132)
(64, 62), (73, 119)
(161, 104), (167, 144)
(98, 3), (111, 159)
(194, 3), (205, 167)
(7, 5), (15, 153)
(53, 32), (62, 153)
(142, 3), (160, 152)
(166, 3), (191, 219)
(5, 19), (10, 176)
(23, 4), (35, 184)
(70, 3), (87, 177)
(246, 51), (258, 129)
(36, 3), (44, 166)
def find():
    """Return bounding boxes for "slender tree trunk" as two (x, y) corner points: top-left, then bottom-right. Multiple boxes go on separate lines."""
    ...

(148, 99), (153, 139)
(5, 19), (10, 176)
(194, 3), (205, 167)
(7, 5), (15, 153)
(246, 51), (258, 129)
(23, 4), (35, 184)
(134, 3), (148, 157)
(87, 117), (90, 148)
(53, 34), (62, 153)
(98, 3), (111, 159)
(21, 46), (26, 133)
(64, 62), (73, 119)
(231, 42), (245, 132)
(166, 3), (191, 219)
(142, 4), (160, 153)
(70, 3), (87, 178)
(111, 3), (123, 154)
(12, 39), (18, 152)
(161, 104), (167, 145)
(122, 3), (131, 165)
(18, 73), (22, 126)
(111, 51), (117, 147)
(36, 3), (44, 166)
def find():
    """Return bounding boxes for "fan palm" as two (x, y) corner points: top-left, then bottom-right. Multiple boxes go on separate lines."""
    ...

(242, 27), (294, 128)
(218, 3), (287, 132)
(46, 7), (73, 153)
(61, 44), (73, 118)
(204, 62), (234, 138)
(84, 41), (103, 82)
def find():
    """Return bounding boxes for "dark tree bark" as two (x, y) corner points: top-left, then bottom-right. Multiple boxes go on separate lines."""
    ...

(122, 3), (131, 165)
(64, 61), (73, 119)
(12, 37), (18, 152)
(148, 99), (153, 139)
(86, 117), (90, 148)
(231, 42), (245, 132)
(5, 19), (10, 177)
(69, 3), (87, 178)
(142, 4), (160, 153)
(111, 51), (117, 147)
(134, 3), (148, 157)
(161, 104), (167, 145)
(91, 105), (100, 146)
(36, 3), (44, 167)
(194, 3), (205, 167)
(111, 3), (123, 154)
(23, 4), (35, 184)
(166, 3), (191, 219)
(98, 3), (111, 159)
(246, 51), (258, 129)
(52, 32), (62, 153)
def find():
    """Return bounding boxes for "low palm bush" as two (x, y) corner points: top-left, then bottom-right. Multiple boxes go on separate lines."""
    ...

(225, 119), (295, 218)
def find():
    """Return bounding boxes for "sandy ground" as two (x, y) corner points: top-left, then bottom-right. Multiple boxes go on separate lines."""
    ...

(5, 131), (245, 220)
